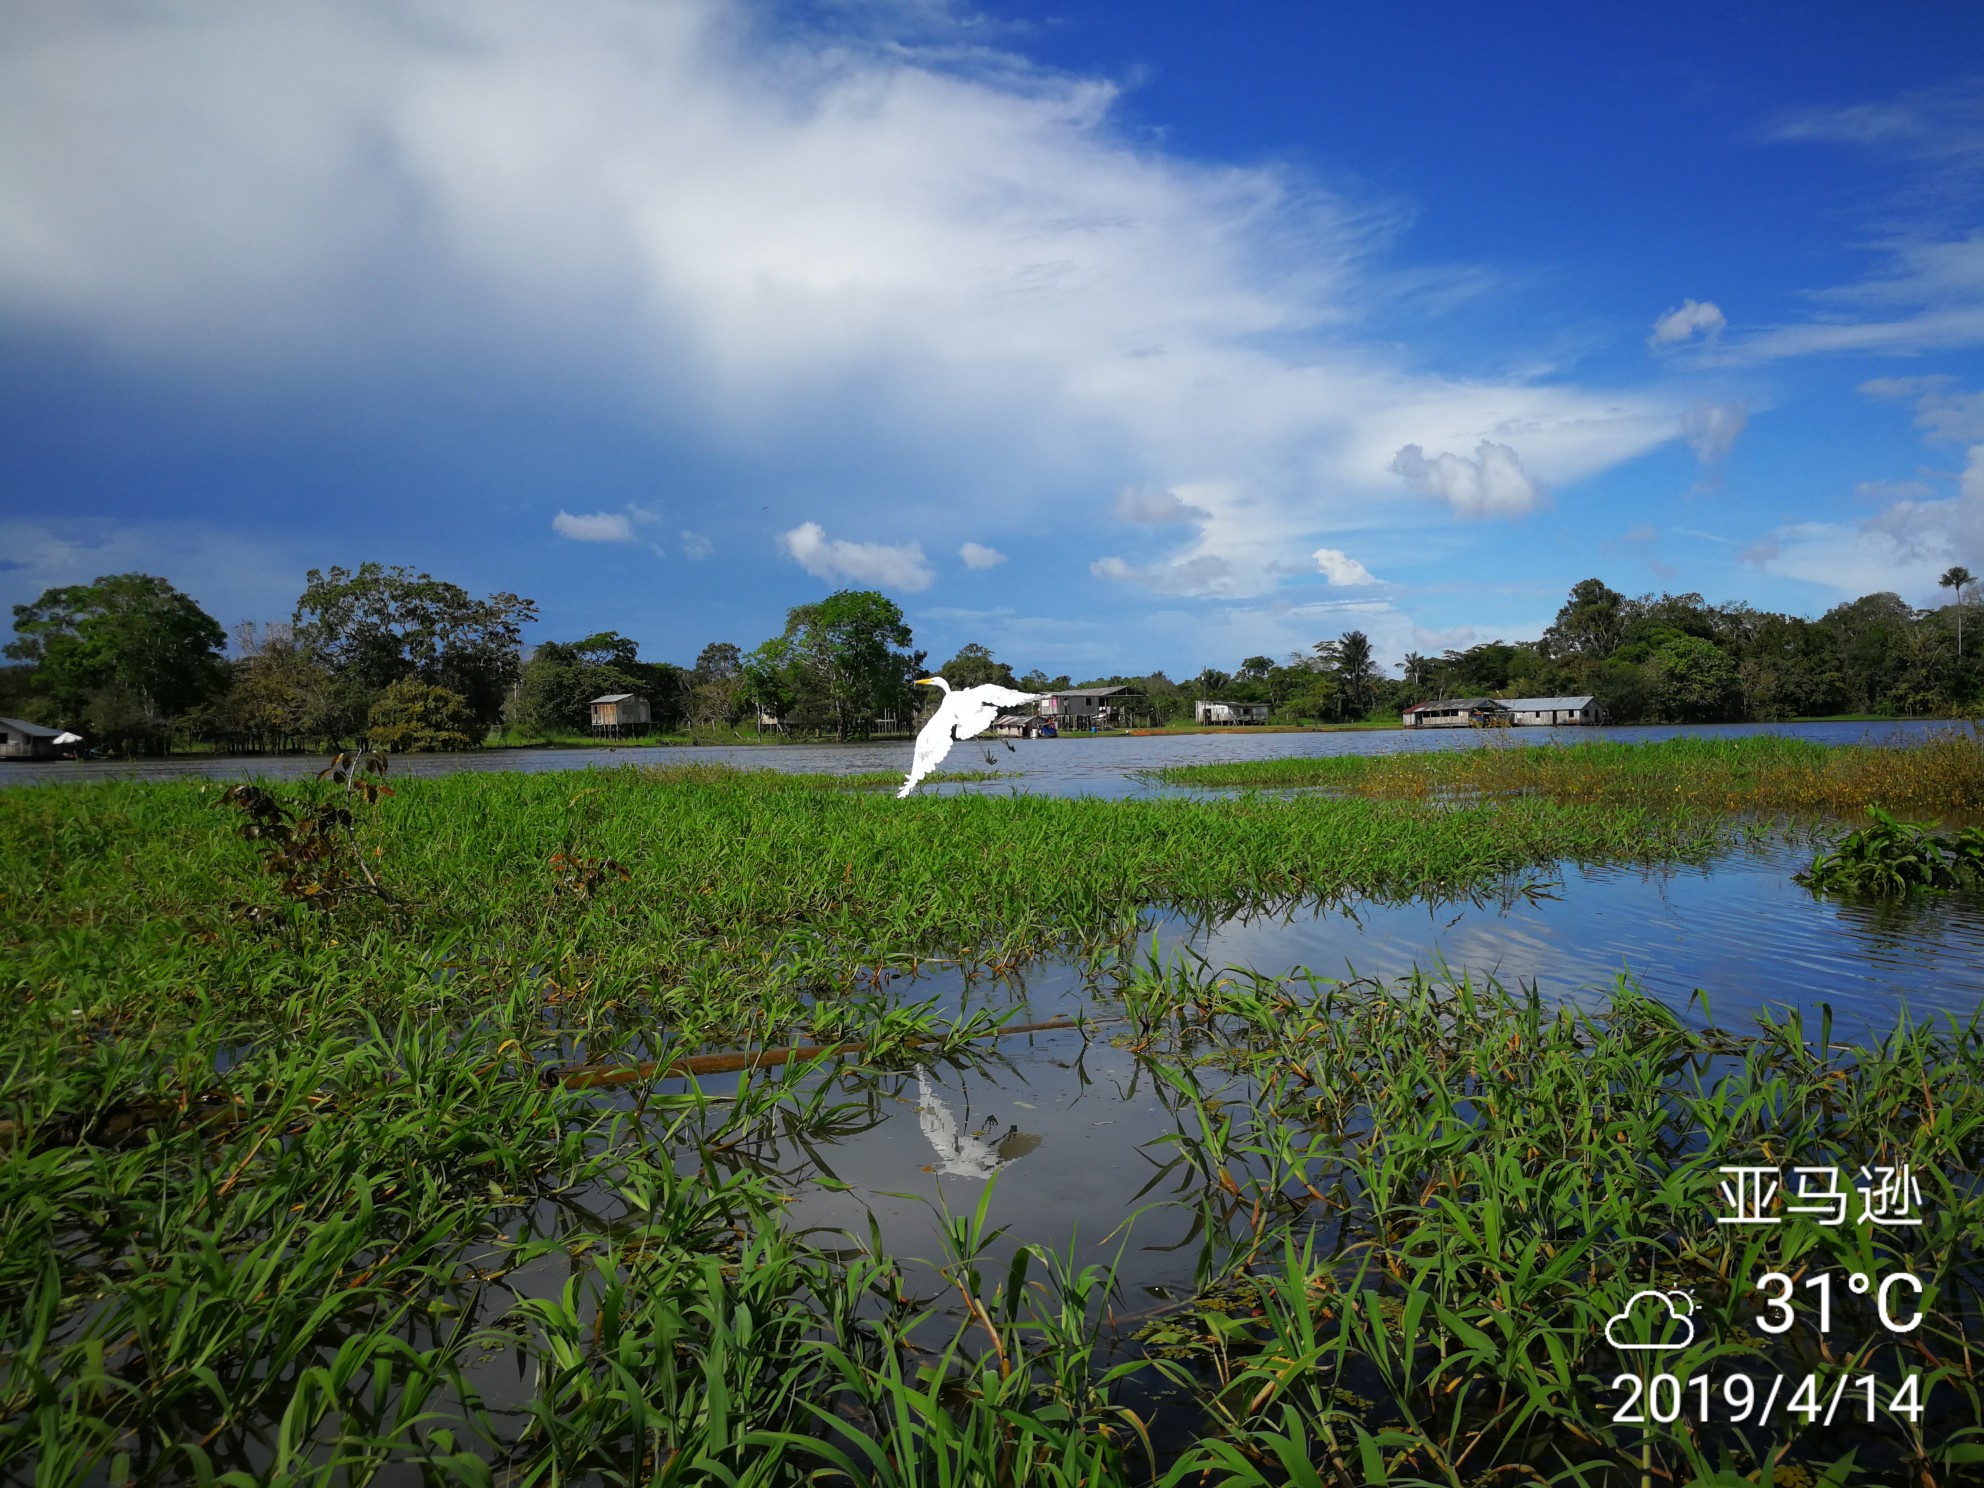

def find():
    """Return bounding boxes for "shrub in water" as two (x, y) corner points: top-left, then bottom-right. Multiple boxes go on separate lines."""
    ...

(1798, 805), (1984, 894)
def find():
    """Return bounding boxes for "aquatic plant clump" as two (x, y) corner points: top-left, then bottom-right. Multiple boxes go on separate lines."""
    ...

(0, 764), (1729, 1058)
(1149, 729), (1984, 819)
(1799, 807), (1984, 895)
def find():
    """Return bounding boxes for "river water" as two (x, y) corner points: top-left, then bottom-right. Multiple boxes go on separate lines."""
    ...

(0, 717), (1963, 796)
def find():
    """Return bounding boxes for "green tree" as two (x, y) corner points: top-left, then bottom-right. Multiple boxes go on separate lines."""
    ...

(1542, 578), (1630, 660)
(1818, 592), (1915, 713)
(937, 643), (1018, 690)
(571, 631), (641, 669)
(293, 564), (537, 727)
(1645, 634), (1739, 722)
(201, 623), (365, 751)
(688, 642), (746, 729)
(750, 591), (923, 739)
(1942, 565), (1976, 657)
(6, 573), (227, 747)
(366, 678), (477, 752)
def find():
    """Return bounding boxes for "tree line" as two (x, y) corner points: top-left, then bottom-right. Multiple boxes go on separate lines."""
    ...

(3, 565), (1977, 754)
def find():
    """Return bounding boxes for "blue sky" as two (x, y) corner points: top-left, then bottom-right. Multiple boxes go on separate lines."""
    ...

(3, 0), (1981, 678)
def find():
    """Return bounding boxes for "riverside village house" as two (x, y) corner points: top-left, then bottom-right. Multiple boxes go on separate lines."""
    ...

(588, 693), (652, 738)
(1402, 695), (1602, 729)
(1035, 685), (1150, 731)
(1193, 700), (1272, 725)
(0, 717), (64, 760)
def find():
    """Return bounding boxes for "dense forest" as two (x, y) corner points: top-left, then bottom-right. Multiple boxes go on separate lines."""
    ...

(1, 566), (1977, 753)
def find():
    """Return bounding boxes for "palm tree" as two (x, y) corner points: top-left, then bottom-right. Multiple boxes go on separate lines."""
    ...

(1942, 565), (1976, 657)
(1325, 629), (1378, 719)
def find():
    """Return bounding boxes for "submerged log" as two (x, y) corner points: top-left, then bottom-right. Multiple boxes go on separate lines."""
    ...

(0, 1015), (1100, 1151)
(550, 1015), (1093, 1089)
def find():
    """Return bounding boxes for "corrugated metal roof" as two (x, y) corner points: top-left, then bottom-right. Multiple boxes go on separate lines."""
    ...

(1500, 696), (1596, 710)
(0, 716), (62, 737)
(589, 693), (637, 704)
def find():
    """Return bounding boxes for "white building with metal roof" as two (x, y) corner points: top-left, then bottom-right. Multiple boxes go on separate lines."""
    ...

(1499, 696), (1602, 726)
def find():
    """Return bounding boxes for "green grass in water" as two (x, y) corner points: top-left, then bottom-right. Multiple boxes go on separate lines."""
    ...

(1, 764), (1978, 1483)
(1148, 729), (1984, 819)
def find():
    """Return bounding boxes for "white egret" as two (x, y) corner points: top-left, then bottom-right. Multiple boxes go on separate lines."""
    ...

(897, 676), (1042, 798)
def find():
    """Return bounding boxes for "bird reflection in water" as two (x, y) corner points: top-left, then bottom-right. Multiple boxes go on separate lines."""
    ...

(915, 1072), (1042, 1179)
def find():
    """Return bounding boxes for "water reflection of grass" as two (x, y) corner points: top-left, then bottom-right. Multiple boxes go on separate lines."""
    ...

(0, 764), (1976, 1483)
(1149, 730), (1984, 820)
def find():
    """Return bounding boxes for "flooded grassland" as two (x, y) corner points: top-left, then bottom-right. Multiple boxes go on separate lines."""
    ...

(3, 738), (1983, 1486)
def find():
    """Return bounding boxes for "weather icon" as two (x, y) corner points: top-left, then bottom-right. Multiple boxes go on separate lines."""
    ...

(1604, 1289), (1697, 1351)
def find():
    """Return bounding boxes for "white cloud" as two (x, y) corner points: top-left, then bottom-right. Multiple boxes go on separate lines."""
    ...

(781, 520), (934, 591)
(958, 541), (1006, 569)
(679, 529), (713, 559)
(1859, 375), (1984, 442)
(1312, 547), (1377, 585)
(1768, 104), (1930, 148)
(1681, 401), (1749, 465)
(1114, 487), (1209, 524)
(1854, 478), (1934, 503)
(1724, 93), (1984, 363)
(1649, 299), (1727, 347)
(1389, 441), (1542, 519)
(552, 509), (637, 543)
(1742, 444), (1984, 599)
(0, 0), (1689, 604)
(1090, 552), (1239, 596)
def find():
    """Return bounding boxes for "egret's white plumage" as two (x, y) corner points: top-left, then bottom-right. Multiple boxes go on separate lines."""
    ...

(897, 676), (1042, 797)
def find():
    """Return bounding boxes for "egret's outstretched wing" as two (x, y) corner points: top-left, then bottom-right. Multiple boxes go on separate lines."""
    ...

(897, 700), (960, 798)
(950, 685), (1043, 743)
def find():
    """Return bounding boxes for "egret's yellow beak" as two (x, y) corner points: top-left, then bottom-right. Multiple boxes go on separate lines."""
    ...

(915, 677), (941, 686)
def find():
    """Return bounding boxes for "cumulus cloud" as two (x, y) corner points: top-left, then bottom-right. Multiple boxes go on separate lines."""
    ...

(552, 510), (637, 543)
(679, 529), (713, 559)
(1682, 401), (1749, 465)
(781, 521), (934, 591)
(1649, 299), (1727, 347)
(1312, 547), (1377, 585)
(958, 541), (1006, 569)
(0, 0), (1689, 607)
(1389, 441), (1541, 519)
(1115, 487), (1210, 524)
